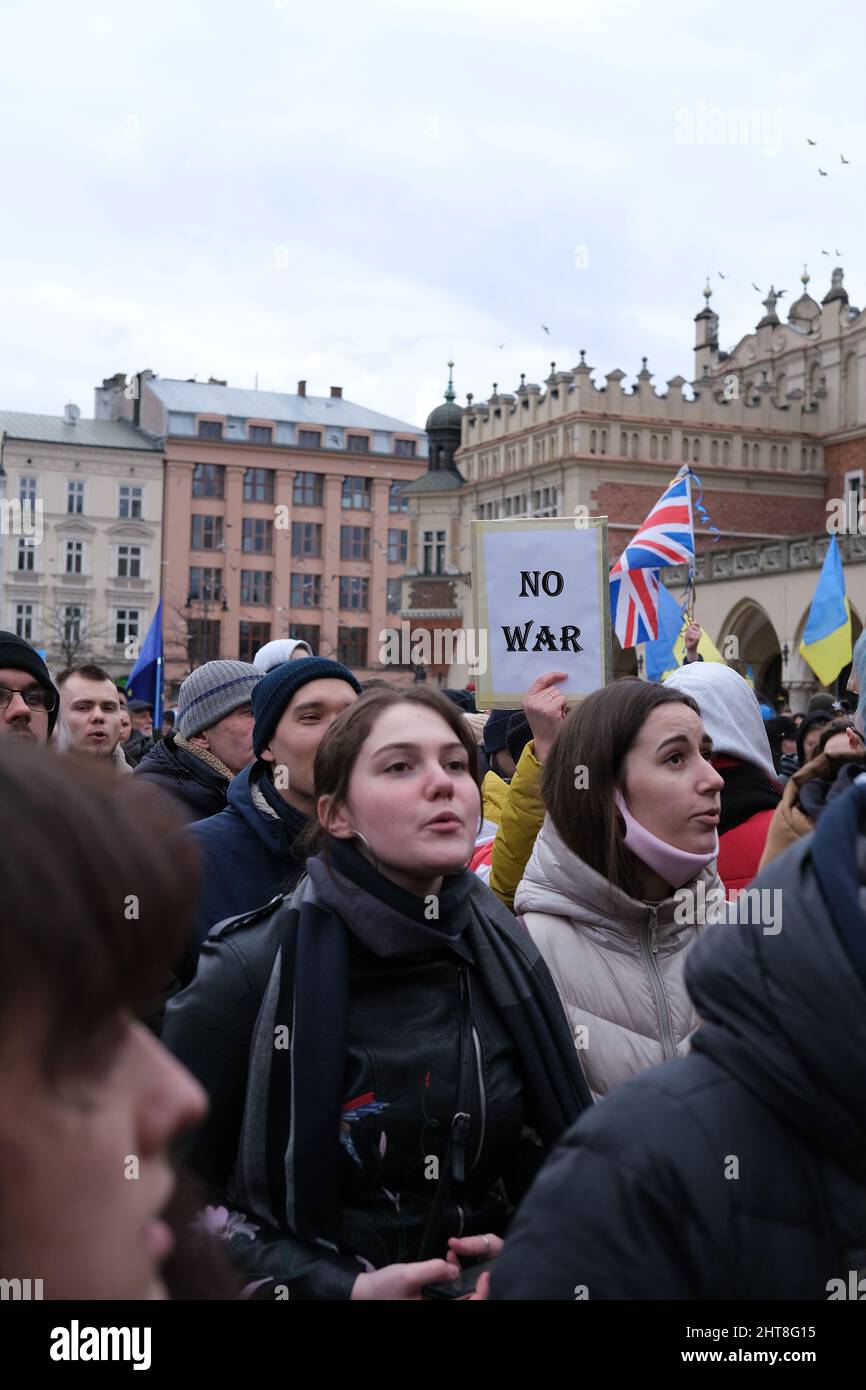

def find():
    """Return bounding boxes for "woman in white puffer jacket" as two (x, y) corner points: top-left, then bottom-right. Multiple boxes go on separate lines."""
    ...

(515, 678), (725, 1098)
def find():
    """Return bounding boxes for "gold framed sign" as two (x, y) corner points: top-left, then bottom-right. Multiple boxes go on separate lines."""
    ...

(471, 516), (612, 708)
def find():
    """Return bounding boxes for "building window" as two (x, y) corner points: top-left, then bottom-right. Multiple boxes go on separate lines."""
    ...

(197, 420), (223, 440)
(386, 578), (401, 613)
(387, 528), (408, 563)
(188, 567), (222, 602)
(298, 430), (321, 449)
(290, 573), (322, 607)
(422, 530), (446, 575)
(288, 623), (319, 650)
(242, 517), (273, 553)
(115, 608), (140, 646)
(682, 435), (690, 463)
(239, 621), (271, 663)
(394, 438), (417, 458)
(337, 626), (368, 667)
(14, 603), (34, 641)
(770, 445), (778, 469)
(291, 522), (322, 557)
(589, 430), (597, 454)
(662, 435), (670, 461)
(600, 429), (607, 454)
(119, 484), (143, 518)
(243, 467), (274, 502)
(620, 431), (628, 456)
(742, 441), (750, 468)
(17, 538), (35, 572)
(191, 514), (224, 549)
(19, 476), (38, 506)
(650, 434), (658, 460)
(347, 434), (368, 452)
(340, 525), (370, 560)
(63, 605), (82, 647)
(710, 439), (719, 465)
(781, 445), (788, 468)
(192, 462), (225, 498)
(722, 440), (730, 466)
(117, 544), (142, 579)
(67, 480), (85, 515)
(692, 437), (700, 463)
(240, 570), (273, 605)
(844, 469), (864, 529)
(187, 618), (220, 662)
(339, 577), (369, 611)
(389, 481), (408, 513)
(248, 425), (273, 445)
(293, 471), (323, 506)
(631, 433), (640, 460)
(65, 540), (84, 574)
(341, 477), (372, 509)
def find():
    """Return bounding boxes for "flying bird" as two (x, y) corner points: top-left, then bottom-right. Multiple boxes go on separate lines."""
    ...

(822, 249), (830, 255)
(718, 271), (727, 279)
(836, 248), (843, 256)
(807, 138), (817, 145)
(818, 168), (828, 176)
(841, 154), (849, 164)
(752, 282), (761, 291)
(498, 342), (506, 349)
(541, 324), (550, 335)
(776, 290), (787, 298)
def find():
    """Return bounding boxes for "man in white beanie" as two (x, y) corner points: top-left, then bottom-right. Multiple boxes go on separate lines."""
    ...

(252, 637), (313, 672)
(134, 660), (261, 822)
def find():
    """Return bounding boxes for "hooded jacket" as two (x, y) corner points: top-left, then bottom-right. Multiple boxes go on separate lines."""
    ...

(134, 732), (230, 821)
(664, 663), (780, 890)
(514, 816), (722, 1097)
(490, 776), (866, 1300)
(759, 749), (866, 870)
(180, 762), (308, 983)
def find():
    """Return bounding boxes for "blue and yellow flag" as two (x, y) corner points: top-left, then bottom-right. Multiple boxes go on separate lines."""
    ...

(643, 584), (724, 682)
(799, 537), (852, 686)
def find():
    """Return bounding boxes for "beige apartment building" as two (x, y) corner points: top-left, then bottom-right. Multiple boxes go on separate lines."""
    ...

(0, 407), (163, 678)
(95, 372), (426, 693)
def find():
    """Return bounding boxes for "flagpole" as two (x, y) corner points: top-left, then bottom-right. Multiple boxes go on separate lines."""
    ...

(154, 654), (163, 730)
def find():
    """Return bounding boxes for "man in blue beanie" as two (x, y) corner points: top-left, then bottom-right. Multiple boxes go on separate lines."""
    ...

(179, 656), (361, 983)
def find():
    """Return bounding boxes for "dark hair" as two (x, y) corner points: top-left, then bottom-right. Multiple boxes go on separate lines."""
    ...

(541, 678), (701, 898)
(299, 687), (480, 856)
(0, 742), (198, 1077)
(816, 717), (858, 756)
(56, 663), (116, 688)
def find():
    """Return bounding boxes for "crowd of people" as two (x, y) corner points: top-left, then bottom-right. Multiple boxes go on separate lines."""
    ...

(1, 619), (865, 1302)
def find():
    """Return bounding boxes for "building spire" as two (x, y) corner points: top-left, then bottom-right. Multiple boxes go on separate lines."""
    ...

(801, 263), (810, 287)
(444, 360), (455, 403)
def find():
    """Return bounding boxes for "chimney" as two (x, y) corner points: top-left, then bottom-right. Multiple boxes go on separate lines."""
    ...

(63, 403), (80, 425)
(297, 380), (307, 397)
(330, 385), (342, 398)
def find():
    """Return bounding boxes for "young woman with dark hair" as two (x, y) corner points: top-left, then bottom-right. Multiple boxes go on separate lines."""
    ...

(0, 743), (237, 1299)
(514, 678), (725, 1098)
(163, 686), (590, 1300)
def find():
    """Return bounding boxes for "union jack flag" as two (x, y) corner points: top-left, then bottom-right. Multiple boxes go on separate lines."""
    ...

(610, 471), (695, 648)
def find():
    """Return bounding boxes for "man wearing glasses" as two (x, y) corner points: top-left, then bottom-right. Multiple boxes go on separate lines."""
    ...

(0, 631), (59, 743)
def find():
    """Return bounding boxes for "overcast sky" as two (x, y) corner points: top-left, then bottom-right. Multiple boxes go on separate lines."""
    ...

(2, 0), (866, 429)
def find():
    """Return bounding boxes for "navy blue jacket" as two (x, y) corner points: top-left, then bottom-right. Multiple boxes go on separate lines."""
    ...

(180, 763), (308, 984)
(491, 775), (866, 1300)
(134, 734), (229, 822)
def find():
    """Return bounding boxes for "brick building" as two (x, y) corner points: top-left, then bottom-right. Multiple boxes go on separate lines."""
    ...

(94, 372), (426, 693)
(401, 269), (866, 705)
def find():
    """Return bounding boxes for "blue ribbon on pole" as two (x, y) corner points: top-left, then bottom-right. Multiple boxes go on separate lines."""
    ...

(687, 467), (721, 542)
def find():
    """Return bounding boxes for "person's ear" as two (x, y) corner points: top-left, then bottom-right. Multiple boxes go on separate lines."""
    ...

(318, 794), (354, 839)
(260, 742), (275, 765)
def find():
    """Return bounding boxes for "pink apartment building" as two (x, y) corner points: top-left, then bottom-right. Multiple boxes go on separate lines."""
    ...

(94, 372), (426, 694)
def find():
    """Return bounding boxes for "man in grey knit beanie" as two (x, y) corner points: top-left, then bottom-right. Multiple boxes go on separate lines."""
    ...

(135, 660), (261, 822)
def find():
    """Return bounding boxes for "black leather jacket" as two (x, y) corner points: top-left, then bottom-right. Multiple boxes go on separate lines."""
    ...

(164, 871), (554, 1299)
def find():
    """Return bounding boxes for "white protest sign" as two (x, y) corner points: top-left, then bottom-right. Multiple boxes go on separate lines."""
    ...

(471, 517), (611, 707)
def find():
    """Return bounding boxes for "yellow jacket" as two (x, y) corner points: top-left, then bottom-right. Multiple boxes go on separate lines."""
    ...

(489, 742), (546, 909)
(481, 769), (509, 826)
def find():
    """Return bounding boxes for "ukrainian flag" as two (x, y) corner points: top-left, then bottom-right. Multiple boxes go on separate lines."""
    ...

(799, 537), (852, 686)
(643, 584), (724, 682)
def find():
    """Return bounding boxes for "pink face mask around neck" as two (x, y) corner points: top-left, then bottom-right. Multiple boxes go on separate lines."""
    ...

(614, 789), (719, 891)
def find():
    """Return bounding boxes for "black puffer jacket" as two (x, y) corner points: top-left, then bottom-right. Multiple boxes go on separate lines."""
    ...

(490, 776), (866, 1300)
(134, 733), (229, 822)
(163, 838), (588, 1299)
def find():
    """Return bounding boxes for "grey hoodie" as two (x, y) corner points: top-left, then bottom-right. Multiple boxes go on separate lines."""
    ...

(664, 662), (776, 782)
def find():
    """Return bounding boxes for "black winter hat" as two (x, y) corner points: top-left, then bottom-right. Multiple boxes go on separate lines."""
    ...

(506, 712), (533, 765)
(0, 631), (59, 733)
(483, 707), (518, 755)
(252, 656), (362, 757)
(442, 688), (477, 713)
